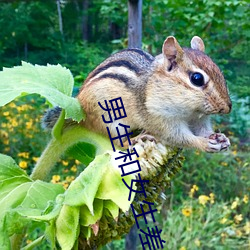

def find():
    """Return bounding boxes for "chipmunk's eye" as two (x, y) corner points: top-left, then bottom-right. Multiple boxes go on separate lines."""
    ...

(190, 72), (204, 87)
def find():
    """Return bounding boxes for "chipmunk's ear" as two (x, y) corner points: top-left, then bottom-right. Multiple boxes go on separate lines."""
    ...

(162, 36), (184, 63)
(191, 36), (205, 52)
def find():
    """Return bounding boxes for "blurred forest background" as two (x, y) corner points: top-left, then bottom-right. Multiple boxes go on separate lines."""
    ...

(0, 0), (249, 249)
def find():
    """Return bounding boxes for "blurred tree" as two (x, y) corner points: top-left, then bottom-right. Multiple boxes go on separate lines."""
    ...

(128, 0), (142, 48)
(0, 0), (248, 99)
(57, 0), (64, 36)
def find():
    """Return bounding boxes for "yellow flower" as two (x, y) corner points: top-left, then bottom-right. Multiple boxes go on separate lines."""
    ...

(189, 184), (199, 197)
(234, 214), (243, 224)
(194, 238), (201, 247)
(182, 207), (192, 217)
(75, 159), (81, 165)
(3, 138), (9, 145)
(19, 161), (28, 169)
(221, 162), (228, 167)
(3, 111), (9, 116)
(179, 247), (186, 250)
(18, 152), (30, 159)
(243, 195), (248, 204)
(221, 232), (227, 238)
(0, 130), (8, 138)
(26, 121), (33, 129)
(220, 217), (228, 224)
(231, 198), (240, 209)
(11, 119), (18, 127)
(66, 176), (75, 182)
(63, 182), (69, 189)
(51, 175), (61, 183)
(198, 195), (210, 206)
(244, 221), (250, 234)
(235, 157), (242, 163)
(236, 229), (242, 237)
(9, 102), (16, 108)
(4, 147), (10, 152)
(17, 105), (30, 112)
(209, 193), (215, 204)
(232, 150), (237, 156)
(70, 165), (77, 172)
(32, 157), (39, 162)
(62, 160), (69, 166)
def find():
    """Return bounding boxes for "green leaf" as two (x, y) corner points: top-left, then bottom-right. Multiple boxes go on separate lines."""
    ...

(79, 199), (103, 227)
(0, 62), (84, 122)
(103, 200), (119, 219)
(56, 205), (80, 250)
(80, 226), (92, 240)
(0, 182), (33, 218)
(0, 231), (10, 250)
(0, 176), (32, 201)
(3, 211), (29, 237)
(0, 154), (30, 181)
(64, 153), (110, 213)
(45, 220), (56, 249)
(96, 161), (135, 212)
(52, 109), (65, 139)
(27, 198), (63, 222)
(0, 181), (64, 239)
(66, 142), (96, 165)
(64, 151), (135, 214)
(0, 182), (32, 247)
(20, 181), (64, 213)
(0, 154), (65, 245)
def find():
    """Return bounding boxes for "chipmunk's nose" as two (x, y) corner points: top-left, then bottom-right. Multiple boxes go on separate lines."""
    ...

(219, 101), (232, 114)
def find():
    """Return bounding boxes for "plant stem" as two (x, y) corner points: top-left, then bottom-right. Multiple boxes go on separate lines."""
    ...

(30, 125), (111, 181)
(10, 232), (25, 250)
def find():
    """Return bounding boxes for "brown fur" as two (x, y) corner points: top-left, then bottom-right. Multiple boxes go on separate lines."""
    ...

(77, 36), (231, 152)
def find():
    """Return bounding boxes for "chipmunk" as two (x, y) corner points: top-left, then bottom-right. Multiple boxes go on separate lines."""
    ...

(44, 36), (232, 153)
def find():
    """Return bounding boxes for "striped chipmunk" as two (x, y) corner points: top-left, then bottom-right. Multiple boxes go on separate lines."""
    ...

(43, 36), (232, 153)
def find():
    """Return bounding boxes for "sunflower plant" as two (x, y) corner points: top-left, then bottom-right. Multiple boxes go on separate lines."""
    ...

(0, 62), (182, 249)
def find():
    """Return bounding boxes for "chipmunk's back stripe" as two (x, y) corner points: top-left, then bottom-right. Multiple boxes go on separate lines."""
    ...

(91, 60), (140, 79)
(122, 48), (154, 62)
(96, 73), (130, 85)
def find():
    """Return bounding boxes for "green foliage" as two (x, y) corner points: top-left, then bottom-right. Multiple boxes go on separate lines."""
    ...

(0, 154), (64, 249)
(0, 1), (249, 249)
(143, 0), (250, 99)
(66, 142), (96, 165)
(61, 42), (110, 86)
(0, 137), (135, 249)
(0, 62), (135, 249)
(0, 62), (84, 121)
(172, 146), (250, 202)
(161, 196), (249, 249)
(0, 0), (249, 100)
(214, 97), (250, 139)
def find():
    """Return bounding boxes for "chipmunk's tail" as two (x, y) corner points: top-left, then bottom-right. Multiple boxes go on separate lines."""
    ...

(41, 106), (62, 130)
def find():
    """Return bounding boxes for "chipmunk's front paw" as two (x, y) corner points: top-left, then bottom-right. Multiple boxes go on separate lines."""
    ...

(206, 133), (230, 152)
(128, 130), (156, 146)
(123, 133), (156, 149)
(131, 134), (156, 145)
